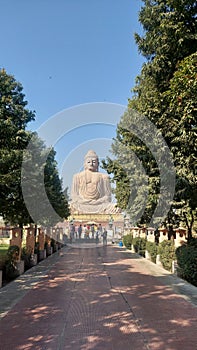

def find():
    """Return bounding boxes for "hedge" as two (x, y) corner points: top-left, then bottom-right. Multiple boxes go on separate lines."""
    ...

(5, 245), (20, 281)
(146, 241), (158, 263)
(158, 240), (175, 271)
(122, 234), (133, 250)
(175, 238), (197, 287)
(132, 237), (146, 257)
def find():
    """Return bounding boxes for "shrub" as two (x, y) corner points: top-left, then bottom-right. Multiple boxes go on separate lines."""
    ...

(175, 238), (197, 287)
(0, 244), (9, 269)
(122, 234), (133, 250)
(21, 246), (34, 270)
(34, 241), (39, 254)
(5, 245), (20, 280)
(146, 241), (158, 263)
(158, 240), (175, 271)
(132, 237), (146, 257)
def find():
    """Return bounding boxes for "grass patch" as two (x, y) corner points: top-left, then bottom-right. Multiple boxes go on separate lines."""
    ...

(0, 244), (9, 268)
(0, 244), (9, 254)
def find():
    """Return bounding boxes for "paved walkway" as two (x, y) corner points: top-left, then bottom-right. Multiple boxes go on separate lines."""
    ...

(0, 244), (197, 350)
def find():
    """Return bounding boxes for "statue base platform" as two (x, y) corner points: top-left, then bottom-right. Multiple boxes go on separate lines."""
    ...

(67, 213), (124, 230)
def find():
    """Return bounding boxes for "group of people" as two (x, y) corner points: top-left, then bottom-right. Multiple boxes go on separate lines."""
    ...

(69, 223), (107, 245)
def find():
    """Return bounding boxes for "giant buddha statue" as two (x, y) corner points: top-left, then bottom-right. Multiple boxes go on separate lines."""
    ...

(70, 150), (120, 214)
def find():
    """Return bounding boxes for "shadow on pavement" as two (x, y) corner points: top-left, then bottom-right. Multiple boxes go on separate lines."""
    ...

(0, 245), (196, 350)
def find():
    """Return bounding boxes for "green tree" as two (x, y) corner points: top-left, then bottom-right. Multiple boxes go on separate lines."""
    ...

(103, 0), (197, 232)
(44, 148), (70, 225)
(21, 133), (70, 227)
(103, 108), (173, 227)
(0, 68), (35, 226)
(133, 0), (197, 99)
(0, 69), (70, 228)
(131, 1), (197, 235)
(162, 53), (197, 239)
(129, 0), (197, 124)
(103, 111), (156, 225)
(163, 53), (197, 181)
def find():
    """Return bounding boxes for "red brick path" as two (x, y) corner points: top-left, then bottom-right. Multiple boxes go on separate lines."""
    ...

(0, 246), (196, 350)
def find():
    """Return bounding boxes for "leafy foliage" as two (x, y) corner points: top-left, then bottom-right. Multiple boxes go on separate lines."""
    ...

(132, 237), (146, 257)
(122, 233), (133, 250)
(175, 238), (197, 286)
(134, 0), (197, 94)
(22, 133), (70, 226)
(162, 52), (197, 238)
(146, 241), (158, 263)
(103, 0), (197, 235)
(0, 69), (35, 226)
(0, 69), (70, 227)
(44, 148), (70, 224)
(5, 245), (20, 280)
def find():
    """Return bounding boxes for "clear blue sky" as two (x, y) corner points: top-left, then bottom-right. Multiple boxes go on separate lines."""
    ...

(0, 0), (145, 191)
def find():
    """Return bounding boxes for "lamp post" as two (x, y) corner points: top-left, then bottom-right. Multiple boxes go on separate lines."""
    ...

(123, 214), (130, 233)
(69, 216), (75, 225)
(108, 215), (114, 242)
(108, 215), (114, 229)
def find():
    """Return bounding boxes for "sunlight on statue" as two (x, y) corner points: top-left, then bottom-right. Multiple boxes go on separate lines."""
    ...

(70, 150), (120, 214)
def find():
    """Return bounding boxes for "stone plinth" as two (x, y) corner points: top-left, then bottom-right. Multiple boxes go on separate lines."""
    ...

(38, 229), (45, 251)
(39, 249), (46, 261)
(130, 227), (140, 238)
(145, 250), (151, 260)
(51, 228), (57, 240)
(26, 227), (35, 254)
(0, 270), (2, 288)
(46, 246), (53, 256)
(156, 254), (163, 267)
(146, 228), (155, 243)
(10, 228), (22, 260)
(158, 228), (168, 243)
(44, 234), (52, 256)
(57, 228), (64, 243)
(45, 235), (51, 246)
(16, 260), (25, 275)
(53, 243), (59, 252)
(51, 227), (63, 243)
(29, 253), (38, 267)
(174, 228), (187, 248)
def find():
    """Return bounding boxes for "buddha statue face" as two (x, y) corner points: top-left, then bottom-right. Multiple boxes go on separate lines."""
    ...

(84, 150), (99, 172)
(84, 156), (99, 172)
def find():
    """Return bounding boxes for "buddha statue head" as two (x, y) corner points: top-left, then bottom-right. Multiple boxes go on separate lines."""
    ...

(84, 150), (99, 172)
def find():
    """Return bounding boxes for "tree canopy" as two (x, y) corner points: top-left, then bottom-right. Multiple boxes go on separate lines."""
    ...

(0, 68), (35, 226)
(103, 0), (197, 236)
(0, 69), (69, 227)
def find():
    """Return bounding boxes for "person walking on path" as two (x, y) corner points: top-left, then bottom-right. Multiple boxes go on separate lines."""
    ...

(102, 228), (107, 245)
(91, 224), (95, 239)
(77, 224), (82, 240)
(69, 224), (75, 243)
(95, 229), (99, 244)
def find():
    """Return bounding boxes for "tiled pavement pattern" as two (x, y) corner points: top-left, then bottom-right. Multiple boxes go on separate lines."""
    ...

(0, 245), (196, 350)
